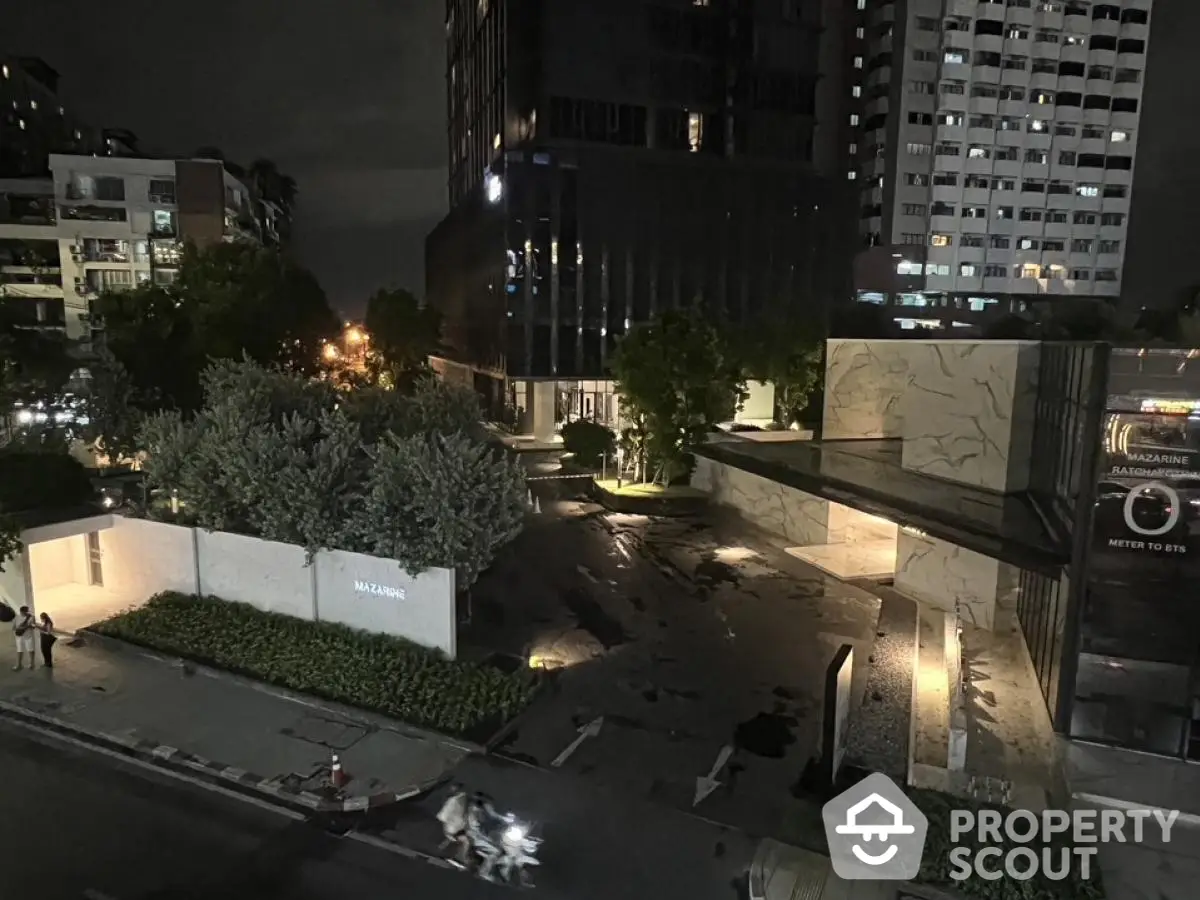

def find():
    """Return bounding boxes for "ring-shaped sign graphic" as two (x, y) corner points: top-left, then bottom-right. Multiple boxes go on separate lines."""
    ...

(1122, 482), (1181, 537)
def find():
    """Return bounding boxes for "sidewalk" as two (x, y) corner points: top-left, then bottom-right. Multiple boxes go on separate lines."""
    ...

(0, 635), (467, 811)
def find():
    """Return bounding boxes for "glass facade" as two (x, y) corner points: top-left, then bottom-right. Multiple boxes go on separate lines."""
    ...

(1068, 349), (1200, 758)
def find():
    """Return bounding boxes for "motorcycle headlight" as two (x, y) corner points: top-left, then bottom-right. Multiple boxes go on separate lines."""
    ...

(505, 825), (526, 843)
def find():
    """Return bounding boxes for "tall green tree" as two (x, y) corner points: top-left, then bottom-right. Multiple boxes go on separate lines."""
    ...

(81, 348), (142, 467)
(94, 284), (201, 413)
(96, 241), (339, 415)
(363, 287), (443, 390)
(736, 318), (824, 427)
(612, 308), (745, 484)
(0, 307), (76, 411)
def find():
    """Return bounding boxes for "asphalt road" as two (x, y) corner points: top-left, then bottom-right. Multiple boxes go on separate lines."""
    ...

(0, 723), (505, 900)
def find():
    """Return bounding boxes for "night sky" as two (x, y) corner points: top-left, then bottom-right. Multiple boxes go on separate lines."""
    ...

(7, 2), (1200, 315)
(8, 0), (447, 317)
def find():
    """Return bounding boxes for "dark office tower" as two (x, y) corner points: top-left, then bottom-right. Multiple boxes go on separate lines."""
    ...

(426, 0), (852, 435)
(0, 55), (104, 177)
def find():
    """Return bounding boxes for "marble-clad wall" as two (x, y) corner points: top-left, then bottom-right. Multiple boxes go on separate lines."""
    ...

(898, 342), (1040, 493)
(692, 456), (836, 544)
(828, 503), (898, 543)
(894, 529), (1013, 631)
(822, 340), (913, 439)
(822, 338), (1040, 493)
(691, 456), (899, 549)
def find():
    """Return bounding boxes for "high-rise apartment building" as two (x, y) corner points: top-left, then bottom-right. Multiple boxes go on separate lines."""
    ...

(848, 0), (1152, 331)
(426, 0), (853, 435)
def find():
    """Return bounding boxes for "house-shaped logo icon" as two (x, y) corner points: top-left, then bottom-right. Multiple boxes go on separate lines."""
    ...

(822, 773), (929, 880)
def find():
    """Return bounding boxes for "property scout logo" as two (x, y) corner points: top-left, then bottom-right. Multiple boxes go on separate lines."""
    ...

(821, 773), (1178, 882)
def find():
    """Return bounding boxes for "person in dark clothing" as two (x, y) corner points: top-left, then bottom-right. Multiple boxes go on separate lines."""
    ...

(37, 612), (56, 668)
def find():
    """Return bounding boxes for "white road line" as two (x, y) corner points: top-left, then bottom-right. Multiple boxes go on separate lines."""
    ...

(347, 831), (455, 868)
(0, 717), (306, 822)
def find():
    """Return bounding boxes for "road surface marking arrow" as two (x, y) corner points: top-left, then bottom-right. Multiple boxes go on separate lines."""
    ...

(550, 716), (604, 768)
(693, 744), (734, 806)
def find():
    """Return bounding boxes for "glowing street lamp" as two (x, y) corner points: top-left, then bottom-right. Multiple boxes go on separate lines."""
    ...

(323, 343), (340, 361)
(345, 326), (365, 345)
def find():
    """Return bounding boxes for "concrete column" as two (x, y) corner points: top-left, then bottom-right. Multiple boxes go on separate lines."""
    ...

(525, 381), (557, 442)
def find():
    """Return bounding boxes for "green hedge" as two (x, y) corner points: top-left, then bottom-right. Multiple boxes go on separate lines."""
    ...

(93, 592), (536, 738)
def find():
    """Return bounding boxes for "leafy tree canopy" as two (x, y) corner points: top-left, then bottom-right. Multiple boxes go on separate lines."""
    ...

(0, 448), (95, 513)
(0, 516), (20, 575)
(96, 241), (340, 414)
(81, 347), (143, 466)
(138, 359), (523, 585)
(560, 419), (616, 468)
(828, 302), (897, 339)
(612, 308), (745, 484)
(363, 287), (443, 391)
(0, 306), (77, 411)
(733, 315), (824, 427)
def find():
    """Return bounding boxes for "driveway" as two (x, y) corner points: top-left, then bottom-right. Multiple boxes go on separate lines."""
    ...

(462, 477), (881, 840)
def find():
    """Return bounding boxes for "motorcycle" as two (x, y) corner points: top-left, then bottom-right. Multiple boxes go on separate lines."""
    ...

(461, 812), (542, 887)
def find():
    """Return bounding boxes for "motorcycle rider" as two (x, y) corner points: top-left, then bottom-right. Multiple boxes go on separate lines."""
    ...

(436, 782), (470, 863)
(466, 792), (504, 880)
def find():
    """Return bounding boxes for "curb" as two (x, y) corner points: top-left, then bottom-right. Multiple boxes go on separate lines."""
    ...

(0, 696), (429, 815)
(77, 629), (486, 755)
(483, 668), (550, 753)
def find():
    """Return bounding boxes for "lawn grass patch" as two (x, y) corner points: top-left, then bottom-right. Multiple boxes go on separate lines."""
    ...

(93, 592), (537, 740)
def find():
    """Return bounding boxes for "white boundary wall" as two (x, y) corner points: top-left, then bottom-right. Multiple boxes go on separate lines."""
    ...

(71, 516), (456, 657)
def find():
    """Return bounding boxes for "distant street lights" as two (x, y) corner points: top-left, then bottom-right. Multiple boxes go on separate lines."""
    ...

(319, 323), (370, 384)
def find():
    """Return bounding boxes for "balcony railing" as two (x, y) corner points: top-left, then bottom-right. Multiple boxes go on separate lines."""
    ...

(61, 205), (128, 223)
(0, 197), (57, 225)
(0, 271), (63, 287)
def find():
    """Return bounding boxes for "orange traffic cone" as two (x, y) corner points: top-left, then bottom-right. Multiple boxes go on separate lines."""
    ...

(330, 753), (347, 789)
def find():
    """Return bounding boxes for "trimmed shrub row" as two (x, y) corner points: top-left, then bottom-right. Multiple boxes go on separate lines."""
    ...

(93, 592), (536, 739)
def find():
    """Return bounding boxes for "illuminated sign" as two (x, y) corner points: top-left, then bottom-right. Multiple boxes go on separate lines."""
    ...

(1138, 399), (1200, 415)
(354, 580), (405, 600)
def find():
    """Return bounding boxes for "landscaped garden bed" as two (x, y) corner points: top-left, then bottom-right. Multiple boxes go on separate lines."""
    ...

(590, 478), (707, 516)
(93, 592), (538, 742)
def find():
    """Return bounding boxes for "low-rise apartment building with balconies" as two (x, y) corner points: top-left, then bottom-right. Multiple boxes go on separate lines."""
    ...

(1, 154), (263, 340)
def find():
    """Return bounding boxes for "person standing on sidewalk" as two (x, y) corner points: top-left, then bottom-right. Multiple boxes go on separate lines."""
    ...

(37, 612), (56, 668)
(12, 606), (35, 670)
